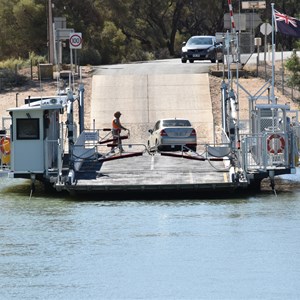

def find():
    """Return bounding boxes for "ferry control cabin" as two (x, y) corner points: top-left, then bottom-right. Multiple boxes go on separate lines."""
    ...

(0, 89), (100, 191)
(1, 95), (70, 182)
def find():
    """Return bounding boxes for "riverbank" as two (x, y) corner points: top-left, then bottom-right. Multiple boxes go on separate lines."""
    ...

(0, 66), (93, 127)
(0, 62), (298, 130)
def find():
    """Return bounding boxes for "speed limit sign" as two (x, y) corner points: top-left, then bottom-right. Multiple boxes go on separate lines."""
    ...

(69, 33), (82, 49)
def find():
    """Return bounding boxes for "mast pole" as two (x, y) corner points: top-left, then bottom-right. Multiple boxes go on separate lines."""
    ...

(271, 3), (276, 103)
(48, 0), (54, 64)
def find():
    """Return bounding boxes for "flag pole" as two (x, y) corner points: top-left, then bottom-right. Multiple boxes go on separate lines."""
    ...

(271, 2), (275, 103)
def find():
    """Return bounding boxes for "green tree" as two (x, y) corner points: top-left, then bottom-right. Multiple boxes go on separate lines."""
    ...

(100, 21), (126, 64)
(0, 0), (46, 59)
(103, 0), (188, 57)
(13, 0), (46, 57)
(0, 0), (19, 58)
(285, 50), (300, 95)
(179, 0), (227, 36)
(2, 0), (300, 65)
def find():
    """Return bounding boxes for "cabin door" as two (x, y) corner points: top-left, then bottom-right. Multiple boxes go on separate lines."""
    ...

(44, 110), (60, 170)
(12, 114), (44, 173)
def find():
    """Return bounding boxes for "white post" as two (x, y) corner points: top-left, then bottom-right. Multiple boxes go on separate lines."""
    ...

(271, 3), (276, 103)
(70, 47), (73, 89)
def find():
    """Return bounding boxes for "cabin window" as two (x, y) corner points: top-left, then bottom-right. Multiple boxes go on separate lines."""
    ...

(16, 118), (40, 140)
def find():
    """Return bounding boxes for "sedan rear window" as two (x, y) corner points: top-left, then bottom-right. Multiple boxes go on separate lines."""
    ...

(162, 120), (191, 127)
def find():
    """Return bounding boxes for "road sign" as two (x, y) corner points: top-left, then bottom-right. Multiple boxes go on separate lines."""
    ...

(69, 33), (82, 49)
(57, 28), (74, 40)
(54, 17), (66, 30)
(260, 23), (272, 35)
(241, 1), (266, 9)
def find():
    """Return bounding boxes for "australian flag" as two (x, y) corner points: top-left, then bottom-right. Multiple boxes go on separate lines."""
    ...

(274, 9), (300, 38)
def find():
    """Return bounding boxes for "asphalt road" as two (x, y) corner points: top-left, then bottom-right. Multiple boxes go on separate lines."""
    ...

(91, 58), (215, 146)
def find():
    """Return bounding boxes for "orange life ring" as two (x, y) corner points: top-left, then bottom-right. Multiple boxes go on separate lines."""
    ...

(267, 134), (285, 154)
(0, 137), (11, 155)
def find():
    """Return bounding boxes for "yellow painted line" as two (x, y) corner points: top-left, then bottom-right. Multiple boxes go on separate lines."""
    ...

(223, 172), (228, 182)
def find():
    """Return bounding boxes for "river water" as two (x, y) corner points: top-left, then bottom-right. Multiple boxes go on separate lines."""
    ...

(1, 177), (300, 300)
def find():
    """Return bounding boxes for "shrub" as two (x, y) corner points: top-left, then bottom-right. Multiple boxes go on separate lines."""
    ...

(0, 58), (24, 69)
(27, 52), (47, 66)
(0, 68), (27, 89)
(78, 48), (102, 65)
(285, 50), (300, 91)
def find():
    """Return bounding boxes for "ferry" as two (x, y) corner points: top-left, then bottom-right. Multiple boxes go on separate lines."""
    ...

(0, 65), (298, 198)
(0, 34), (299, 197)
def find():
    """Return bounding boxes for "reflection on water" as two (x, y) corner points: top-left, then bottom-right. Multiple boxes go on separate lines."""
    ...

(1, 178), (300, 299)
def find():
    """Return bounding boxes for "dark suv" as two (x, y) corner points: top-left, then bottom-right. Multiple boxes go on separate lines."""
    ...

(181, 35), (223, 63)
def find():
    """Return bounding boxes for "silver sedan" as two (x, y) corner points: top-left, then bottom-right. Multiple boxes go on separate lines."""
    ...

(147, 119), (197, 152)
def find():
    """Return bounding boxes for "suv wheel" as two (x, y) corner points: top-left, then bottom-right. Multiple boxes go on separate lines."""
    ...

(181, 58), (187, 63)
(189, 59), (194, 63)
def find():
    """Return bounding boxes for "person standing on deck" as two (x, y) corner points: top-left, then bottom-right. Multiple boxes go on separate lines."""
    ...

(112, 111), (129, 152)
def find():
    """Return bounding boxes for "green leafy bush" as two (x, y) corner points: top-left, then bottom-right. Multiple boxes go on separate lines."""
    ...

(0, 58), (24, 69)
(79, 48), (102, 66)
(285, 50), (300, 91)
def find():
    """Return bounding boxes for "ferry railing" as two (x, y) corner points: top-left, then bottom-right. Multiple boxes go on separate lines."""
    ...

(44, 138), (61, 176)
(45, 122), (67, 184)
(56, 126), (243, 175)
(71, 130), (100, 171)
(221, 128), (230, 144)
(66, 129), (145, 170)
(97, 142), (148, 158)
(241, 132), (293, 173)
(205, 142), (231, 158)
(95, 128), (149, 156)
(57, 122), (66, 183)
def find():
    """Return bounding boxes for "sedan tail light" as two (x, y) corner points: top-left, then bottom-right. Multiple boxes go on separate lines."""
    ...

(190, 129), (196, 136)
(160, 129), (168, 136)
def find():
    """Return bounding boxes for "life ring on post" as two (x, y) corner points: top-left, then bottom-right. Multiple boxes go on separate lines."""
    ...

(267, 134), (285, 154)
(0, 136), (11, 155)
